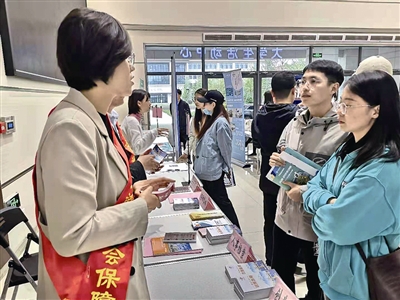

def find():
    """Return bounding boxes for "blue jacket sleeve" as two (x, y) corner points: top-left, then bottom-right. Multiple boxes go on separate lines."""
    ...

(303, 157), (337, 214)
(309, 174), (396, 246)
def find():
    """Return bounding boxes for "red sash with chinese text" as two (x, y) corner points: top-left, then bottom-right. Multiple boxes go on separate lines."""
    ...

(32, 110), (136, 300)
(116, 121), (135, 164)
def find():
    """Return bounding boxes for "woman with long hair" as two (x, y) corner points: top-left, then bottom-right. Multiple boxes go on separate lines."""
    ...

(178, 88), (207, 162)
(194, 90), (240, 228)
(121, 89), (169, 155)
(302, 70), (400, 300)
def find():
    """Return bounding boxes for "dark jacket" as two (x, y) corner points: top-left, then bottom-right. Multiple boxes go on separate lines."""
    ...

(252, 103), (298, 194)
(170, 100), (192, 137)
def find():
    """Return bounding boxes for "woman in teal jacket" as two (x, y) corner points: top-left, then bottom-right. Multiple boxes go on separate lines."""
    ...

(303, 70), (400, 300)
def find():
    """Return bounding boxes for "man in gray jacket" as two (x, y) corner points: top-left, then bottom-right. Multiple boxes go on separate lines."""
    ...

(269, 60), (348, 300)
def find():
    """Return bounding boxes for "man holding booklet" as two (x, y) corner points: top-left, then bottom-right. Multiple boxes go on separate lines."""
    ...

(269, 60), (348, 300)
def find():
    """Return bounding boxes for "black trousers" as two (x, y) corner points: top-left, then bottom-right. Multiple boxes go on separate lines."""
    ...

(180, 134), (188, 151)
(201, 174), (240, 229)
(272, 225), (322, 300)
(263, 192), (277, 266)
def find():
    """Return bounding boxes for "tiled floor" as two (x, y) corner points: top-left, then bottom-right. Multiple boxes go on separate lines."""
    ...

(0, 157), (308, 299)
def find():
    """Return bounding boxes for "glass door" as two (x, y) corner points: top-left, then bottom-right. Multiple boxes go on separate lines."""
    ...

(261, 77), (272, 105)
(205, 74), (257, 119)
(260, 71), (302, 105)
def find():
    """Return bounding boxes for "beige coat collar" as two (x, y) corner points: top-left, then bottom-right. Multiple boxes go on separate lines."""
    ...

(62, 88), (128, 180)
(63, 88), (109, 137)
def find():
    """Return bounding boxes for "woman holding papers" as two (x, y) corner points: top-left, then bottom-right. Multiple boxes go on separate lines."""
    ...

(194, 90), (240, 228)
(33, 8), (173, 299)
(303, 71), (400, 300)
(122, 89), (169, 154)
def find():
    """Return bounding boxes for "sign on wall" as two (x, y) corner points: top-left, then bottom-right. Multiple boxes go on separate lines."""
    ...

(179, 47), (286, 60)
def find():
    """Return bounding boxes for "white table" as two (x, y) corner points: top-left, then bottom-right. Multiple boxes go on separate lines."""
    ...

(144, 213), (231, 266)
(143, 169), (242, 299)
(145, 254), (238, 299)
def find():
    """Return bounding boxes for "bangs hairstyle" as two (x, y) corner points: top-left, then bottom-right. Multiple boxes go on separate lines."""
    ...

(197, 102), (230, 140)
(303, 60), (344, 100)
(128, 89), (148, 115)
(57, 8), (132, 91)
(342, 70), (400, 168)
(194, 88), (207, 135)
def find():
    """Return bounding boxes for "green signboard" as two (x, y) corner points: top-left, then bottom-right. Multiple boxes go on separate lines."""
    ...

(312, 53), (323, 58)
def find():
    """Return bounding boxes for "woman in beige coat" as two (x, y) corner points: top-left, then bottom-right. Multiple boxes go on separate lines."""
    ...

(33, 8), (172, 300)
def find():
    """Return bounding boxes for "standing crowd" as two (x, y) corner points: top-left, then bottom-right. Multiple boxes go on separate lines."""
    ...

(33, 6), (400, 300)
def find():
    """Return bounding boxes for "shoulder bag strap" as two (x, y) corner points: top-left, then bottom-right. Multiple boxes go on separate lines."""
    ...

(356, 243), (369, 266)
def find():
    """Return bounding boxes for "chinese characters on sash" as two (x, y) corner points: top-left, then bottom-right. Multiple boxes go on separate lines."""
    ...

(90, 248), (126, 300)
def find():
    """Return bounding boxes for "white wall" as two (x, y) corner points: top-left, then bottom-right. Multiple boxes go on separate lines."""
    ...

(0, 37), (67, 275)
(89, 0), (400, 30)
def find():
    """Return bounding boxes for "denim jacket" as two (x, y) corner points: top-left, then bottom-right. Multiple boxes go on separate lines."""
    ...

(194, 116), (232, 181)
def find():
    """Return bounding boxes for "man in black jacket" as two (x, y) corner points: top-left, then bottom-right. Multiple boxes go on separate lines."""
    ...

(252, 72), (298, 265)
(170, 89), (192, 153)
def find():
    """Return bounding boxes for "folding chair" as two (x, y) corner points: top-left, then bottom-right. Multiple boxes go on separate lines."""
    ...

(0, 207), (39, 300)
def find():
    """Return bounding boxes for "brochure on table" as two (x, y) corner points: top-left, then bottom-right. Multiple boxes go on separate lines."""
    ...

(143, 213), (231, 266)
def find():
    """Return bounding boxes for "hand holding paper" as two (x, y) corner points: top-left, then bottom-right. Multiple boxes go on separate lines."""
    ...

(269, 152), (285, 168)
(140, 186), (161, 212)
(133, 177), (175, 196)
(266, 148), (321, 191)
(282, 181), (303, 203)
(157, 128), (169, 136)
(137, 154), (158, 172)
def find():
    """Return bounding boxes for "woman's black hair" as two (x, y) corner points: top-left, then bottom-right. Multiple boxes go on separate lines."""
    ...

(197, 91), (230, 140)
(57, 8), (132, 91)
(342, 70), (400, 168)
(194, 88), (207, 135)
(264, 91), (273, 104)
(128, 89), (147, 114)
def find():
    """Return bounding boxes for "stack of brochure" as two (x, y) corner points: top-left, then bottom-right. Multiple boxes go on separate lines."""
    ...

(192, 218), (230, 230)
(205, 225), (233, 245)
(143, 236), (203, 257)
(172, 197), (199, 211)
(225, 260), (270, 283)
(189, 211), (224, 221)
(233, 272), (275, 300)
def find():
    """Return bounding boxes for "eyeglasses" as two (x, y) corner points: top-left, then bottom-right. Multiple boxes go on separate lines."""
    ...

(127, 53), (136, 67)
(333, 101), (372, 115)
